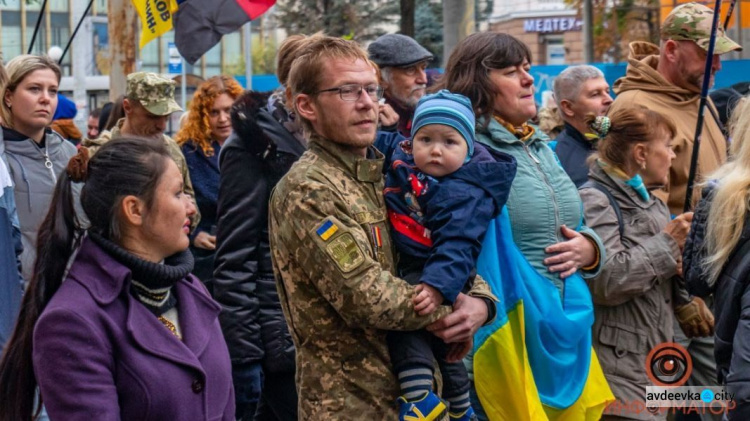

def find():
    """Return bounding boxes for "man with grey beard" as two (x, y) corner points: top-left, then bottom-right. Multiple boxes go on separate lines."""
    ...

(368, 34), (433, 137)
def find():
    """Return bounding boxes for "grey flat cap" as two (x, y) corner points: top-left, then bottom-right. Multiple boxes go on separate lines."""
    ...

(368, 34), (434, 68)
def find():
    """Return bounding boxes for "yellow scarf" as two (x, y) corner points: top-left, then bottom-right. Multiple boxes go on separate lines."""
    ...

(494, 115), (535, 141)
(596, 159), (630, 180)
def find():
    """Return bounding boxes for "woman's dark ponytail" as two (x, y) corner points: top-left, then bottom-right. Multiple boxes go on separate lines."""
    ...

(0, 139), (169, 421)
(0, 147), (85, 421)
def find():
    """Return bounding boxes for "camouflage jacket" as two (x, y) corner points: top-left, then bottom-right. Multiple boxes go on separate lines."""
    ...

(83, 118), (200, 229)
(269, 135), (495, 419)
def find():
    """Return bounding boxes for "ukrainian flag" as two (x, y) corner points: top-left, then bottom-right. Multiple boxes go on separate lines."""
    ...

(472, 207), (614, 420)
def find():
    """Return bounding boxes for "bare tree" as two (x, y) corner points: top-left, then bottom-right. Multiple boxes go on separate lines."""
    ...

(275, 0), (395, 41)
(442, 0), (475, 67)
(401, 0), (415, 36)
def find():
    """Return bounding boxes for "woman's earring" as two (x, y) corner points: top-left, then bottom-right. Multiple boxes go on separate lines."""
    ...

(640, 162), (646, 170)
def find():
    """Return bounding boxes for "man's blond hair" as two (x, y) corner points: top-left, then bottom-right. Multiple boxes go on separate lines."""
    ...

(287, 36), (376, 132)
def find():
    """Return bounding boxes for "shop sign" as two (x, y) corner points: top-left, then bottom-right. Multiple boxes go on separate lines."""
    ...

(523, 17), (583, 33)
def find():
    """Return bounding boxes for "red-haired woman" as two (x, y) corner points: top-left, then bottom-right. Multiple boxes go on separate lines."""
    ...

(176, 75), (243, 288)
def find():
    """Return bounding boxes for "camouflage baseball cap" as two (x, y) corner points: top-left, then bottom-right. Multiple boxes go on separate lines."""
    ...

(126, 72), (182, 116)
(661, 3), (742, 55)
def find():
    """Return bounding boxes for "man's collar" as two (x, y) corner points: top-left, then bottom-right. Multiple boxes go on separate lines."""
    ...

(384, 94), (415, 136)
(309, 134), (383, 182)
(563, 122), (598, 146)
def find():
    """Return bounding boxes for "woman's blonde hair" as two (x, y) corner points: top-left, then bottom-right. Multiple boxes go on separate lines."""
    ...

(175, 75), (243, 156)
(704, 96), (750, 286)
(0, 54), (61, 129)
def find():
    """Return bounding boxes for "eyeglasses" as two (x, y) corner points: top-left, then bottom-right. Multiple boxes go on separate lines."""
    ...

(316, 84), (384, 102)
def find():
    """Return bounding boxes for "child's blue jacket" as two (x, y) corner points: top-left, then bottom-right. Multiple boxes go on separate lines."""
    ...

(375, 131), (517, 303)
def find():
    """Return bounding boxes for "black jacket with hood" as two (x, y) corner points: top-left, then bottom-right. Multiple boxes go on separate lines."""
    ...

(684, 185), (750, 419)
(213, 91), (304, 373)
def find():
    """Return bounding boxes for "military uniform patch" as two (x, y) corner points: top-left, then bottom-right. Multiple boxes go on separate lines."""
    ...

(316, 219), (339, 241)
(326, 233), (365, 273)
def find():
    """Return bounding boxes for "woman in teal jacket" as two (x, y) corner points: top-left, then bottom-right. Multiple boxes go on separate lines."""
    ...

(439, 32), (607, 419)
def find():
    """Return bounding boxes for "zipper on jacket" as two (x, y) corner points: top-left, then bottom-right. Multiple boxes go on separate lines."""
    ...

(522, 142), (561, 242)
(43, 149), (56, 183)
(31, 138), (56, 184)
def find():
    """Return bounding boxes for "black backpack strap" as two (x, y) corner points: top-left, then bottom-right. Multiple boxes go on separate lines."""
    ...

(581, 180), (624, 239)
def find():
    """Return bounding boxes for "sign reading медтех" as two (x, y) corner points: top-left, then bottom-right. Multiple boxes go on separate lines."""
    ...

(524, 18), (583, 33)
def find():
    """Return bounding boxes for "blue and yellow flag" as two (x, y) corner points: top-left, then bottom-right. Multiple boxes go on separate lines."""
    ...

(132, 0), (179, 49)
(472, 207), (614, 420)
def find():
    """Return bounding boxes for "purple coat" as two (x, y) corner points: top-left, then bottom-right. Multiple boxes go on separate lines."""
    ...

(32, 238), (235, 421)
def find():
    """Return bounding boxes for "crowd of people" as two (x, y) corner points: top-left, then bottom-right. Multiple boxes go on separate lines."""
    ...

(0, 2), (748, 420)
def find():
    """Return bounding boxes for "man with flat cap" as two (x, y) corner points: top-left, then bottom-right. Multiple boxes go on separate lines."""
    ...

(84, 72), (199, 227)
(368, 34), (434, 137)
(608, 4), (741, 420)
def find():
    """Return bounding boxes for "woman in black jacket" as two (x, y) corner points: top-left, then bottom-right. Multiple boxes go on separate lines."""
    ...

(213, 34), (315, 421)
(683, 96), (750, 420)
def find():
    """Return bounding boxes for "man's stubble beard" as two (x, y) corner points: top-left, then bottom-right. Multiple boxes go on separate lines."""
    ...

(683, 68), (713, 94)
(319, 116), (377, 149)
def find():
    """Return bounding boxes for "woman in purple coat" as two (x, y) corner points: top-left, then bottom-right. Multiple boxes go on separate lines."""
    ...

(0, 137), (234, 421)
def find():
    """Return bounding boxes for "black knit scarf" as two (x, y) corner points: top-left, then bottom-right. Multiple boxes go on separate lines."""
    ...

(88, 232), (194, 316)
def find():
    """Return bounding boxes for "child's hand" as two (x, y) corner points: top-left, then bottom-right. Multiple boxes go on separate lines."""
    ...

(413, 283), (443, 316)
(445, 338), (473, 362)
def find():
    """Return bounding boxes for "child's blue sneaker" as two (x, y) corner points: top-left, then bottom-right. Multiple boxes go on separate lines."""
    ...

(397, 391), (447, 421)
(449, 407), (478, 421)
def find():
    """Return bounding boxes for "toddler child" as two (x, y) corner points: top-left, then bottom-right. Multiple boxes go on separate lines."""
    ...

(376, 90), (517, 421)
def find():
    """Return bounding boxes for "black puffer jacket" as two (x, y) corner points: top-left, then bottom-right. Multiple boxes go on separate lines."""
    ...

(684, 184), (750, 419)
(213, 91), (305, 373)
(713, 220), (750, 420)
(683, 184), (716, 297)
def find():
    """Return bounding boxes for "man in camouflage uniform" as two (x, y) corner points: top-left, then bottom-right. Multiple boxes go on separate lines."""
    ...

(83, 72), (199, 227)
(608, 4), (740, 420)
(268, 36), (496, 419)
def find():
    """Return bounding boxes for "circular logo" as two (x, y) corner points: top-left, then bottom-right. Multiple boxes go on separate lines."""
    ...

(645, 342), (693, 387)
(701, 389), (714, 403)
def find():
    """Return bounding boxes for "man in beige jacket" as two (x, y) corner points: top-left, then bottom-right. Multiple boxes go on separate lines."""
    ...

(610, 3), (741, 216)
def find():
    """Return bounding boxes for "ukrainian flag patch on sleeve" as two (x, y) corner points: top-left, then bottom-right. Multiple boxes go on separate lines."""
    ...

(316, 219), (339, 241)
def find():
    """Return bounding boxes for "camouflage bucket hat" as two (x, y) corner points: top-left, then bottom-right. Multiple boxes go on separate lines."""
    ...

(126, 72), (182, 116)
(661, 3), (742, 55)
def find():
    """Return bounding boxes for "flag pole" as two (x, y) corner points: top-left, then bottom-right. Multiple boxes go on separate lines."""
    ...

(181, 56), (187, 112)
(59, 0), (94, 64)
(244, 22), (253, 90)
(724, 0), (738, 29)
(684, 0), (724, 212)
(28, 0), (49, 54)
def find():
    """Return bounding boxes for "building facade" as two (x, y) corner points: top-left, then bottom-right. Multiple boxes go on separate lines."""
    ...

(489, 0), (748, 65)
(489, 0), (585, 65)
(0, 0), (273, 111)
